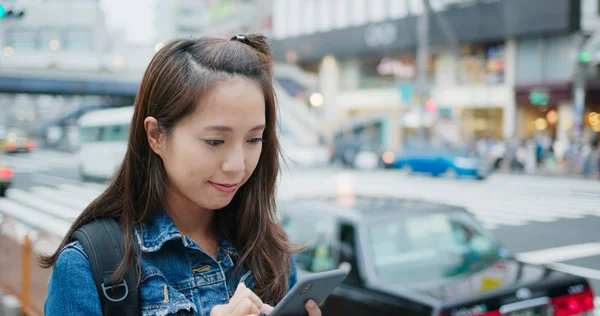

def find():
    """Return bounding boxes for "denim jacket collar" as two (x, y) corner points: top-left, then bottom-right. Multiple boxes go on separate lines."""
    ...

(134, 207), (239, 258)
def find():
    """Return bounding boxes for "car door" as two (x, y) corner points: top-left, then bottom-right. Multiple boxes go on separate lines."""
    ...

(322, 222), (414, 315)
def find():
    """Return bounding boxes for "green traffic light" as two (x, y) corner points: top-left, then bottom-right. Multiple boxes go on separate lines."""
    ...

(0, 5), (5, 19)
(580, 51), (590, 63)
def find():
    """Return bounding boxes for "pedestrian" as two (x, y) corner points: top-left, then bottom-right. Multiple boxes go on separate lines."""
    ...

(42, 34), (322, 316)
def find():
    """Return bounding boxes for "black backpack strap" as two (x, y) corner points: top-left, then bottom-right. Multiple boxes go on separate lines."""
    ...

(71, 218), (140, 316)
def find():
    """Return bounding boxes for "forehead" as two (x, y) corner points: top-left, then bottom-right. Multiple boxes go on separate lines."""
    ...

(192, 77), (265, 126)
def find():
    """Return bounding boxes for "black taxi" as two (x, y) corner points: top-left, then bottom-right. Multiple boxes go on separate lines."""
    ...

(279, 196), (595, 316)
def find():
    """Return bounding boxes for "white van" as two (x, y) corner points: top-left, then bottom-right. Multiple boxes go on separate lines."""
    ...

(76, 104), (328, 180)
(77, 106), (134, 180)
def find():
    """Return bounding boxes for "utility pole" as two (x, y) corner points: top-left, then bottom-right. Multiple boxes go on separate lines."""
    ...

(573, 32), (587, 148)
(416, 0), (431, 141)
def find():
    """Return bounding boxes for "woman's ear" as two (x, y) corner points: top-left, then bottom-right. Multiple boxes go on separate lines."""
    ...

(144, 116), (165, 156)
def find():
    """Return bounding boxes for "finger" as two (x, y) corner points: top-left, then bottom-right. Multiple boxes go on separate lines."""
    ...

(229, 283), (248, 306)
(230, 284), (262, 309)
(210, 304), (225, 316)
(234, 282), (246, 296)
(232, 298), (260, 316)
(305, 299), (322, 316)
(260, 303), (274, 315)
(243, 288), (263, 309)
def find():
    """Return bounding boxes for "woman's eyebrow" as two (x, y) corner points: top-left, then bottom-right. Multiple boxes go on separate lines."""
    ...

(204, 124), (265, 132)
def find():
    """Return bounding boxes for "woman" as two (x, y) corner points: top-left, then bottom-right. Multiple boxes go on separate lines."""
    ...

(42, 34), (321, 316)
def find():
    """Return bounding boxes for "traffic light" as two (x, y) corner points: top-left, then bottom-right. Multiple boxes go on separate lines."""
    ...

(579, 51), (590, 63)
(0, 4), (26, 19)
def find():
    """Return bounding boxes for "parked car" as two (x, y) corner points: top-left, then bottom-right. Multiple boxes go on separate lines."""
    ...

(280, 196), (595, 316)
(2, 129), (35, 153)
(331, 139), (382, 169)
(330, 138), (363, 168)
(0, 160), (13, 196)
(381, 145), (488, 179)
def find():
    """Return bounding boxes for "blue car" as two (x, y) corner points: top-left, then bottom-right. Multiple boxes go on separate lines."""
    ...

(381, 145), (488, 179)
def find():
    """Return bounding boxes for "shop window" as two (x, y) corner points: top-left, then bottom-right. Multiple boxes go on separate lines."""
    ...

(460, 108), (504, 139)
(6, 29), (37, 50)
(66, 29), (93, 51)
(358, 54), (436, 89)
(458, 42), (504, 85)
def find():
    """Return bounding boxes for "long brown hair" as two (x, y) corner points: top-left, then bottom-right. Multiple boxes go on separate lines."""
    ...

(41, 34), (295, 303)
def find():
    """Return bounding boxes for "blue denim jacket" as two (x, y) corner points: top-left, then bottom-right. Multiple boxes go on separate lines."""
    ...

(44, 209), (298, 315)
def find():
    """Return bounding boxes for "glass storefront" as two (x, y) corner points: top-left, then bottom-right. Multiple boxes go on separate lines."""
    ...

(459, 108), (504, 139)
(354, 53), (436, 89)
(517, 104), (559, 140)
(458, 42), (505, 85)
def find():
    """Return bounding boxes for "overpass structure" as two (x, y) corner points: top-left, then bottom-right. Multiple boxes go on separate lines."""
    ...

(0, 64), (326, 149)
(0, 69), (140, 97)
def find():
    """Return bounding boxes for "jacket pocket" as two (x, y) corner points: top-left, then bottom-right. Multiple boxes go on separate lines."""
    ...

(140, 272), (197, 316)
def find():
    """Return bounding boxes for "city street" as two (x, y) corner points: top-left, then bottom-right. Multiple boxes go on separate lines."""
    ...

(2, 0), (600, 314)
(2, 149), (600, 309)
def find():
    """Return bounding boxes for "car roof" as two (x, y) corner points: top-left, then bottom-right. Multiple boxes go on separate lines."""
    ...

(78, 105), (134, 127)
(279, 195), (468, 222)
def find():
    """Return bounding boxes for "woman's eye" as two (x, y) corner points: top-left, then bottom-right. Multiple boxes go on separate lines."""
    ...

(248, 138), (265, 144)
(205, 140), (224, 146)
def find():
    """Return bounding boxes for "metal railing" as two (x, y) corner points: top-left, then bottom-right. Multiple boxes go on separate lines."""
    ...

(0, 187), (74, 316)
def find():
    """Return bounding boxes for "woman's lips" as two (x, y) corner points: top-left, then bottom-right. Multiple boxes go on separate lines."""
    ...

(209, 181), (238, 193)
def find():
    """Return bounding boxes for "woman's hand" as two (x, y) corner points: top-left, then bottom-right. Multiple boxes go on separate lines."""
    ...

(303, 299), (322, 316)
(210, 283), (322, 316)
(210, 283), (273, 316)
(259, 298), (321, 316)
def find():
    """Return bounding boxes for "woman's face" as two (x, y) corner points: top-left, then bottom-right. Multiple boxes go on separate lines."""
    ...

(152, 76), (266, 212)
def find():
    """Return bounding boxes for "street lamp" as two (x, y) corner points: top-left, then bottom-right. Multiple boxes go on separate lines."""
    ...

(309, 93), (324, 107)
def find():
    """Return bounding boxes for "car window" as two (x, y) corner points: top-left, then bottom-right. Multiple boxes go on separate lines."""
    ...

(102, 124), (130, 142)
(340, 223), (361, 286)
(282, 212), (339, 272)
(367, 212), (501, 285)
(79, 126), (104, 142)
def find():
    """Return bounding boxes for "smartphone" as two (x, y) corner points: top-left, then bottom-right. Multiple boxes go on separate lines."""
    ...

(269, 268), (348, 316)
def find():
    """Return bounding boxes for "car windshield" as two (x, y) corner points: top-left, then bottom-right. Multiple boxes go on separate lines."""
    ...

(367, 212), (503, 285)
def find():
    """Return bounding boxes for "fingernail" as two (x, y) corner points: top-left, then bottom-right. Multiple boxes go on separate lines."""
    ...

(307, 300), (316, 308)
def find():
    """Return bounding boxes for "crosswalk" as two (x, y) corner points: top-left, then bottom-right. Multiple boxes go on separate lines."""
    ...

(1, 149), (79, 173)
(0, 182), (102, 240)
(279, 169), (600, 230)
(0, 169), (598, 237)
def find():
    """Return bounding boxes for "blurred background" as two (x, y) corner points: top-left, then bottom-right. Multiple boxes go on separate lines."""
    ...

(0, 0), (599, 315)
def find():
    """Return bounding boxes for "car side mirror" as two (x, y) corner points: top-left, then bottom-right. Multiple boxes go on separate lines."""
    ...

(338, 262), (352, 273)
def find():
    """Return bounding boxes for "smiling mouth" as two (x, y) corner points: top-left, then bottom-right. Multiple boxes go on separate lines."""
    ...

(208, 181), (239, 193)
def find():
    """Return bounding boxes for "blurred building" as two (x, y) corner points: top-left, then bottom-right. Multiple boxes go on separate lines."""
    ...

(0, 0), (108, 71)
(198, 0), (273, 38)
(155, 0), (204, 43)
(155, 0), (272, 42)
(271, 0), (589, 150)
(0, 0), (149, 147)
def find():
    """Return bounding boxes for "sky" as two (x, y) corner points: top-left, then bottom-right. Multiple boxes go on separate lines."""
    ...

(100, 0), (157, 45)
